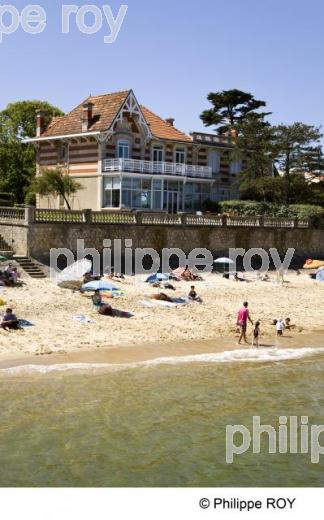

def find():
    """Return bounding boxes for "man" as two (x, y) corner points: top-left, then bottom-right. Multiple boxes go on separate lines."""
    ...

(237, 301), (253, 344)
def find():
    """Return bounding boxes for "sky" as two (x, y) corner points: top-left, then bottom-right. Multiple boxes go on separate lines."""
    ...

(0, 0), (324, 135)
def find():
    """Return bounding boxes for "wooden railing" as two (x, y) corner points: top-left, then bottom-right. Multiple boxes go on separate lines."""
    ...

(0, 206), (314, 229)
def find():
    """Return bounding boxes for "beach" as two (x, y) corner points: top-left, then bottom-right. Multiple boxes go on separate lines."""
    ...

(0, 269), (323, 365)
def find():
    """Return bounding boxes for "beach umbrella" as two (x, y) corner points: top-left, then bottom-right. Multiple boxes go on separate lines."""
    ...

(145, 273), (169, 283)
(316, 269), (324, 282)
(56, 259), (92, 283)
(82, 280), (118, 292)
(214, 257), (235, 273)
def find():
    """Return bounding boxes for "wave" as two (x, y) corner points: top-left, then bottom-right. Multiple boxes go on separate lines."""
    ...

(1, 347), (324, 376)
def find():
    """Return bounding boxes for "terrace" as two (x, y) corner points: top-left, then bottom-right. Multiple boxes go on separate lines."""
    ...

(102, 158), (213, 179)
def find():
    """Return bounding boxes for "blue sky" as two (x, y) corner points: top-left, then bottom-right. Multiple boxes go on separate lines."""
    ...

(0, 0), (323, 135)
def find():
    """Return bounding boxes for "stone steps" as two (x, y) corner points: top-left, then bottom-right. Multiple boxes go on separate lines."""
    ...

(13, 256), (47, 278)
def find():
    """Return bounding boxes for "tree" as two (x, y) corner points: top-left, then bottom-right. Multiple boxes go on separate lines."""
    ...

(0, 100), (63, 202)
(33, 168), (84, 210)
(200, 89), (270, 134)
(234, 114), (277, 183)
(273, 123), (322, 203)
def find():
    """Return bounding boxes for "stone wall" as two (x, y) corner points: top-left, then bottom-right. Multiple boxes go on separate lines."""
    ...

(1, 220), (324, 266)
(25, 222), (324, 266)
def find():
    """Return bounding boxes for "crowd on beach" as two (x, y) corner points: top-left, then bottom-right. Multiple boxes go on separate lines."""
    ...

(0, 260), (313, 350)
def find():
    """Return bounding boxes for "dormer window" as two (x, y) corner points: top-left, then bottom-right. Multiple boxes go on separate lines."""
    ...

(175, 148), (186, 164)
(118, 139), (130, 159)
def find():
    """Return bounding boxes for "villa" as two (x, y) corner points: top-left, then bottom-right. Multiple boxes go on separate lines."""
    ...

(26, 90), (241, 213)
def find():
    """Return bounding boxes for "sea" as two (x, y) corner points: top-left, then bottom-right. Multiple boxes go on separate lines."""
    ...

(0, 345), (324, 486)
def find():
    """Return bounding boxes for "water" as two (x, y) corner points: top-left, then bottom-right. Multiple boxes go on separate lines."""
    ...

(0, 347), (324, 487)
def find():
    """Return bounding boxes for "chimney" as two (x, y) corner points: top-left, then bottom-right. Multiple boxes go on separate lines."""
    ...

(82, 102), (94, 132)
(166, 117), (175, 127)
(36, 109), (45, 137)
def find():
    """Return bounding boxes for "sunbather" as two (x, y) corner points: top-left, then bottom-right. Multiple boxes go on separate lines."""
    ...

(151, 292), (173, 302)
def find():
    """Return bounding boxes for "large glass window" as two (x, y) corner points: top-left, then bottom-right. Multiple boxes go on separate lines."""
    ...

(103, 176), (121, 208)
(118, 139), (130, 159)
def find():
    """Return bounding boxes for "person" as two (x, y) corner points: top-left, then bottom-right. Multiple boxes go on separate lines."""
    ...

(151, 292), (173, 302)
(9, 267), (19, 285)
(98, 303), (113, 316)
(276, 319), (285, 336)
(252, 321), (261, 348)
(237, 301), (253, 344)
(92, 290), (102, 307)
(1, 308), (19, 331)
(284, 317), (296, 330)
(188, 285), (202, 303)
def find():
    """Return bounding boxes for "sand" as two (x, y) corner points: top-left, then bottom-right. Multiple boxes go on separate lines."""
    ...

(0, 270), (323, 364)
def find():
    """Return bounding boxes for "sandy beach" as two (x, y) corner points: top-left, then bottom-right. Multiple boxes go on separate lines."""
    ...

(0, 268), (323, 366)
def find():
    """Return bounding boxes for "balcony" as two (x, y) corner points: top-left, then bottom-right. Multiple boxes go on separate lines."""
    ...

(102, 158), (212, 179)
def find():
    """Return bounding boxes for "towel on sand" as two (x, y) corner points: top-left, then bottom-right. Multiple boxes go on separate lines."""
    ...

(73, 315), (96, 324)
(140, 298), (188, 308)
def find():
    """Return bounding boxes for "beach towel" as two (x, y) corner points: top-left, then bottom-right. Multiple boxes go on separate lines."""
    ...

(140, 298), (188, 308)
(72, 315), (96, 324)
(18, 319), (34, 327)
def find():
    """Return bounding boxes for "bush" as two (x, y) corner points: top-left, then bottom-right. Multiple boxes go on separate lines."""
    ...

(24, 191), (36, 206)
(219, 200), (324, 222)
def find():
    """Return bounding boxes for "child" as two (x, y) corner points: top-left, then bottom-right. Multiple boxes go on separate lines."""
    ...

(252, 321), (261, 348)
(276, 319), (285, 336)
(188, 285), (202, 303)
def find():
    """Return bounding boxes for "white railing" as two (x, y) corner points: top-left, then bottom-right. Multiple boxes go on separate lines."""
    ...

(103, 158), (213, 179)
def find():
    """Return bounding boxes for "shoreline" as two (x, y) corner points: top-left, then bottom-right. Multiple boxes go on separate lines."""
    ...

(1, 330), (323, 372)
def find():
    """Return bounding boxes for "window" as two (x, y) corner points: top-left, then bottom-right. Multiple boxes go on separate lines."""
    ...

(58, 143), (68, 162)
(208, 151), (220, 174)
(118, 139), (130, 159)
(103, 176), (121, 208)
(175, 148), (186, 164)
(153, 145), (164, 162)
(230, 160), (242, 175)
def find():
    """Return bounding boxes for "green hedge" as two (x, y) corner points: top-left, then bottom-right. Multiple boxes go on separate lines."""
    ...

(218, 200), (324, 220)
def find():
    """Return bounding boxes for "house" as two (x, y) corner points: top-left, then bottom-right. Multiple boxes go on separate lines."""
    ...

(25, 90), (241, 212)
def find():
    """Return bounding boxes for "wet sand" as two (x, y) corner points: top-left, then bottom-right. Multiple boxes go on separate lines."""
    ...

(0, 331), (323, 371)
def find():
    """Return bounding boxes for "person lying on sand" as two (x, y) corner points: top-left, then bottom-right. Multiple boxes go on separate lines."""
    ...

(151, 293), (173, 302)
(188, 285), (202, 303)
(98, 303), (113, 316)
(1, 308), (20, 331)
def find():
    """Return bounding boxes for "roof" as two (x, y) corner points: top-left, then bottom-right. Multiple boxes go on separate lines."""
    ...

(40, 89), (192, 142)
(42, 90), (130, 137)
(140, 106), (192, 142)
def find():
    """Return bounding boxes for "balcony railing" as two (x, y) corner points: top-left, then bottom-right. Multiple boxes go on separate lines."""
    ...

(103, 158), (212, 178)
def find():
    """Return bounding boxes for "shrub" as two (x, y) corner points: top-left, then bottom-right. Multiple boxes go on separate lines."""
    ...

(24, 191), (36, 206)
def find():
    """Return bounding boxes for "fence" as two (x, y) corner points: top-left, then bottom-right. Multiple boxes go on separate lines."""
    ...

(0, 206), (312, 229)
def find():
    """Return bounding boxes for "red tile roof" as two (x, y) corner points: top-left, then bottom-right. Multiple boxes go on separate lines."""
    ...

(140, 106), (192, 142)
(41, 90), (192, 142)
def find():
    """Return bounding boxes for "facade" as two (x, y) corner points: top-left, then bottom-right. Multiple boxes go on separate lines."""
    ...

(26, 90), (241, 212)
